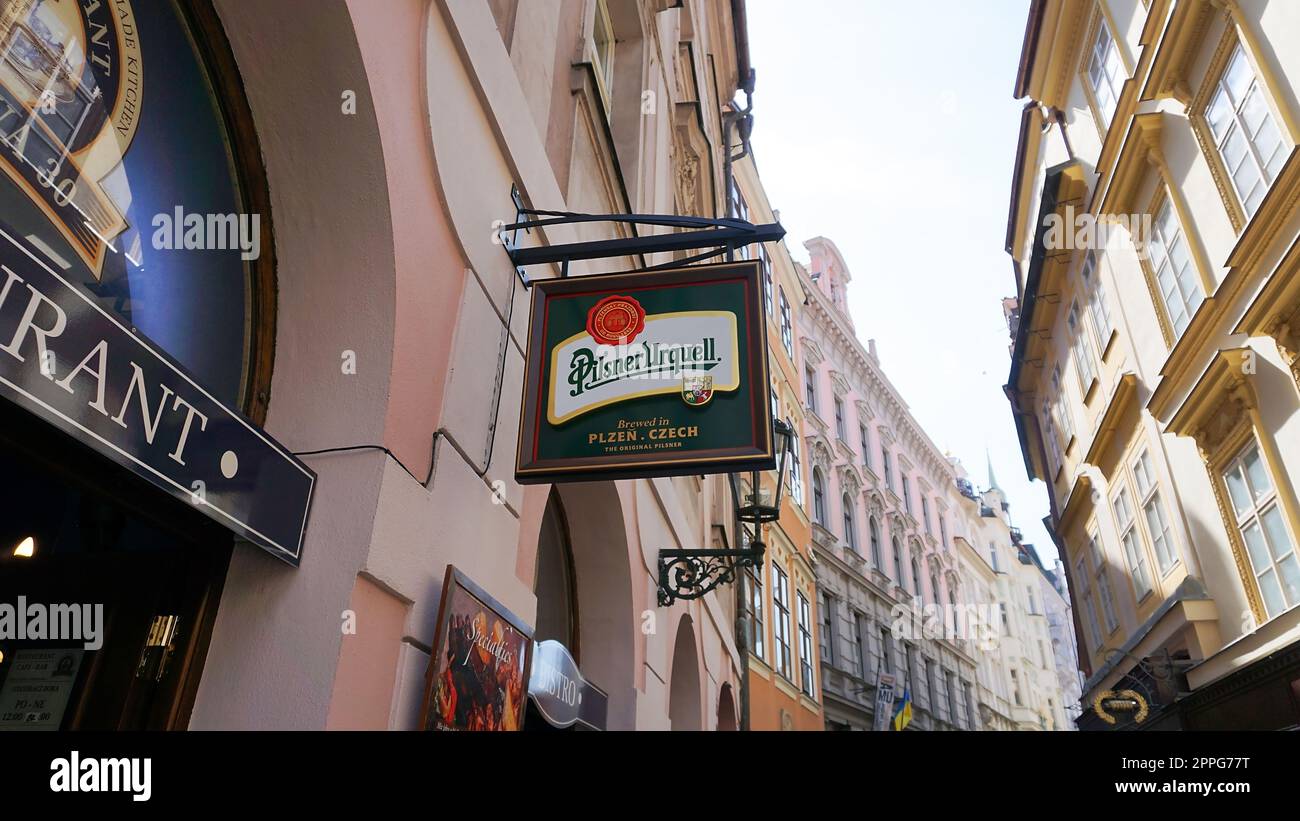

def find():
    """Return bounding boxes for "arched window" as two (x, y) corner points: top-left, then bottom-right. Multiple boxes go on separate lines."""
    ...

(778, 288), (793, 356)
(930, 572), (941, 606)
(869, 516), (882, 569)
(892, 535), (904, 586)
(948, 588), (960, 638)
(842, 494), (857, 553)
(812, 468), (826, 526)
(535, 491), (577, 650)
(911, 555), (922, 596)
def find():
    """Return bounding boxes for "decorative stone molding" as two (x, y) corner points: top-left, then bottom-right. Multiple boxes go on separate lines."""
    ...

(1263, 307), (1300, 391)
(837, 464), (862, 499)
(829, 369), (851, 398)
(810, 437), (834, 475)
(800, 336), (825, 366)
(865, 490), (885, 519)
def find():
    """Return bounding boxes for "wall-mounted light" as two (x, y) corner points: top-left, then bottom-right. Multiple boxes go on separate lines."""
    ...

(12, 536), (35, 558)
(656, 419), (794, 605)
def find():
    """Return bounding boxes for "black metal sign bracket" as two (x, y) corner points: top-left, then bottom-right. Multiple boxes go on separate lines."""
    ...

(501, 186), (784, 288)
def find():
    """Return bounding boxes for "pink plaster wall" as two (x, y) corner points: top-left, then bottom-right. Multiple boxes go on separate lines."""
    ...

(326, 575), (410, 729)
(346, 0), (470, 479)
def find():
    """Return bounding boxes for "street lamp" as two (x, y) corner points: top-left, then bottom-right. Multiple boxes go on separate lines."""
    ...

(656, 418), (795, 606)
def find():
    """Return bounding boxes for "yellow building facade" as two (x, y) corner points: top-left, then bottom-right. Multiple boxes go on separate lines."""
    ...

(1006, 0), (1300, 729)
(731, 154), (824, 731)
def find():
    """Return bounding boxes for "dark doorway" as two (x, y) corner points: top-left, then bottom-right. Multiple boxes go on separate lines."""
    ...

(0, 398), (231, 730)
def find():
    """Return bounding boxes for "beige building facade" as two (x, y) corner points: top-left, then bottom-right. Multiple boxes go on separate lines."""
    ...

(1007, 0), (1300, 729)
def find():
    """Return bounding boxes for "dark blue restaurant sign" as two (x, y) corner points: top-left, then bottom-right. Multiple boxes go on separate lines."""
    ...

(0, 225), (314, 564)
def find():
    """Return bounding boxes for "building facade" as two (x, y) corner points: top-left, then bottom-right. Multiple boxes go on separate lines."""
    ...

(1007, 0), (1300, 729)
(0, 0), (767, 731)
(731, 154), (823, 731)
(791, 237), (1073, 730)
(949, 460), (1077, 731)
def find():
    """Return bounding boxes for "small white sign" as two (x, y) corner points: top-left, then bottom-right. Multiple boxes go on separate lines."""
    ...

(0, 649), (83, 731)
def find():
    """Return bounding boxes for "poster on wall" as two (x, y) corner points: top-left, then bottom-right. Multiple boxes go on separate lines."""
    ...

(420, 566), (533, 731)
(516, 261), (774, 484)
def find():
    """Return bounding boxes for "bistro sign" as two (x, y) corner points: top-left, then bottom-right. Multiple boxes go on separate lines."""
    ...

(527, 639), (608, 730)
(516, 261), (773, 484)
(0, 225), (314, 564)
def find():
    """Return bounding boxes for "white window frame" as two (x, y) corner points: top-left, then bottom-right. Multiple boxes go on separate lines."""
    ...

(772, 561), (793, 679)
(843, 493), (858, 553)
(798, 592), (816, 697)
(1206, 44), (1289, 219)
(778, 289), (793, 357)
(869, 516), (883, 570)
(1068, 300), (1097, 395)
(819, 591), (836, 668)
(812, 468), (826, 527)
(1089, 532), (1119, 633)
(1080, 251), (1116, 350)
(788, 431), (803, 503)
(1133, 449), (1178, 575)
(1223, 441), (1300, 619)
(760, 243), (773, 316)
(1051, 364), (1076, 447)
(1148, 198), (1204, 338)
(1114, 484), (1153, 600)
(590, 0), (617, 108)
(1086, 15), (1125, 129)
(746, 564), (765, 662)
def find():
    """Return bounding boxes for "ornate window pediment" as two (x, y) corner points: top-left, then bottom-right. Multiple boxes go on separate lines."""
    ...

(837, 465), (862, 498)
(864, 489), (885, 518)
(828, 369), (851, 398)
(809, 436), (834, 475)
(800, 336), (825, 366)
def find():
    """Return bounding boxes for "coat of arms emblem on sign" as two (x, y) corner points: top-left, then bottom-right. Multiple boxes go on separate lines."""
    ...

(682, 374), (713, 406)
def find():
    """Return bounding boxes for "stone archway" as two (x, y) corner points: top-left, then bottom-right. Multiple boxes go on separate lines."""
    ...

(668, 615), (702, 731)
(717, 683), (738, 731)
(554, 481), (637, 730)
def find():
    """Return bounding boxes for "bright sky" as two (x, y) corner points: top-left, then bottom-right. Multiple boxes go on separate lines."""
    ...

(744, 1), (1058, 564)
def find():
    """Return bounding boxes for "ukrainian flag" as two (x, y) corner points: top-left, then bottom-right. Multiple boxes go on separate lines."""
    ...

(892, 686), (913, 731)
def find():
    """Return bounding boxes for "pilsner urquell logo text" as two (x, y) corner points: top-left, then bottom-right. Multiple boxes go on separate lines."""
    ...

(567, 337), (724, 396)
(546, 295), (740, 424)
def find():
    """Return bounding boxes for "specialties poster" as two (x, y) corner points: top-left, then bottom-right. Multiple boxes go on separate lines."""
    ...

(422, 566), (533, 732)
(516, 261), (774, 483)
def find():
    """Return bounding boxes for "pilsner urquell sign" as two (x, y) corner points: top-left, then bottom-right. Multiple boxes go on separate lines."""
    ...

(516, 261), (774, 483)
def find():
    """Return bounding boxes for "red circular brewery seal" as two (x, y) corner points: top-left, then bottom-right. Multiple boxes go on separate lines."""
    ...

(586, 295), (646, 345)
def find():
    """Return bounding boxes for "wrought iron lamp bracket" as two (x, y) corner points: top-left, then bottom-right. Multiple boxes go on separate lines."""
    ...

(656, 419), (794, 606)
(657, 536), (767, 607)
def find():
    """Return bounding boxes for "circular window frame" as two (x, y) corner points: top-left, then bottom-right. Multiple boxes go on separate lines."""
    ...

(179, 0), (277, 427)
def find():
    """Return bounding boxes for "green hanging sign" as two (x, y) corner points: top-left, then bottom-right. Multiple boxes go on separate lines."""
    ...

(516, 261), (774, 484)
